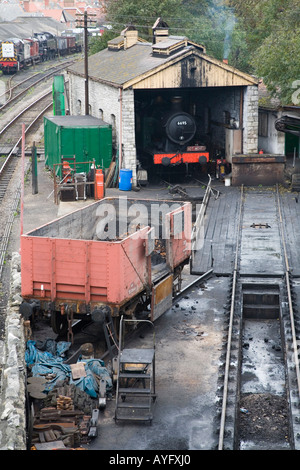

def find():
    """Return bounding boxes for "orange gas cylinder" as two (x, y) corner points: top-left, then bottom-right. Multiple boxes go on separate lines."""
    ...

(95, 169), (105, 199)
(62, 162), (72, 182)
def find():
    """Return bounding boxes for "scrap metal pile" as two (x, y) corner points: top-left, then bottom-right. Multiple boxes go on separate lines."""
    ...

(25, 340), (112, 450)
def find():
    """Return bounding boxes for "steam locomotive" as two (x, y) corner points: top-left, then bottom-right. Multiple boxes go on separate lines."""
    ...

(0, 31), (82, 74)
(137, 96), (209, 172)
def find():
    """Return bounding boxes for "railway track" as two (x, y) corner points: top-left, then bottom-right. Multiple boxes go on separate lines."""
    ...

(0, 58), (73, 280)
(217, 185), (300, 450)
(0, 58), (75, 111)
(0, 87), (53, 218)
(0, 91), (52, 146)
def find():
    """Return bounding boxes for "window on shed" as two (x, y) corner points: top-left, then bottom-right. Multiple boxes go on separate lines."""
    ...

(258, 112), (269, 137)
(76, 99), (82, 114)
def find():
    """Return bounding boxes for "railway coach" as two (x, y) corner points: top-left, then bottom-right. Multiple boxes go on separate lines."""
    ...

(25, 38), (40, 64)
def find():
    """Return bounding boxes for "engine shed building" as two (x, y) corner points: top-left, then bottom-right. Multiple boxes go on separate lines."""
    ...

(67, 20), (259, 184)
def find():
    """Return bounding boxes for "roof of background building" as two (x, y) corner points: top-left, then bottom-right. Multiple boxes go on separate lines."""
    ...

(0, 3), (24, 21)
(68, 35), (258, 89)
(0, 16), (66, 39)
(68, 37), (204, 86)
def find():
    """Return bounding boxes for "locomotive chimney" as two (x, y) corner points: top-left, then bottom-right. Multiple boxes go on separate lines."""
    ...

(171, 96), (183, 111)
(23, 0), (30, 12)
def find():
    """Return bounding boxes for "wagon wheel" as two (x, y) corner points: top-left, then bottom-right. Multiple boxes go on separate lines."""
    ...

(51, 310), (68, 336)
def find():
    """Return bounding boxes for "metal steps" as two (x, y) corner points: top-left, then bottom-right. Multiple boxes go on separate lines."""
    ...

(114, 318), (156, 423)
(292, 173), (300, 191)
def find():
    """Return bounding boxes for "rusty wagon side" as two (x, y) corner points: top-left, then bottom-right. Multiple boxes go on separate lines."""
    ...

(20, 197), (191, 334)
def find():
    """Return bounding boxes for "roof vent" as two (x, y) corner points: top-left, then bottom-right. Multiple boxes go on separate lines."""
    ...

(107, 25), (139, 51)
(152, 17), (169, 44)
(107, 36), (124, 51)
(122, 25), (138, 50)
(152, 37), (187, 57)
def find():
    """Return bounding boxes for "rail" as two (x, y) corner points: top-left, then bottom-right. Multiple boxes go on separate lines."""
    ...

(0, 91), (53, 278)
(0, 91), (52, 140)
(218, 185), (244, 450)
(218, 184), (300, 449)
(0, 60), (75, 111)
(276, 185), (300, 398)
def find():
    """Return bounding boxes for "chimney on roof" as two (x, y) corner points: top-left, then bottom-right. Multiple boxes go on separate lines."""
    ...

(122, 25), (138, 50)
(23, 0), (30, 12)
(152, 17), (169, 44)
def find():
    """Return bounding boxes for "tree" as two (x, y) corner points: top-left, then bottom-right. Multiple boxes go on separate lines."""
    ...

(105, 0), (190, 40)
(229, 0), (287, 50)
(103, 0), (246, 65)
(89, 30), (116, 55)
(231, 0), (300, 104)
(88, 0), (255, 75)
(253, 21), (300, 105)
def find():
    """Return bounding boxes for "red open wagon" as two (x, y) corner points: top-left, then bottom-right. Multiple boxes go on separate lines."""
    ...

(21, 197), (191, 335)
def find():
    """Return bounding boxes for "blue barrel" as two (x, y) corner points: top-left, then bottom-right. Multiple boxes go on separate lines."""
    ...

(119, 169), (132, 191)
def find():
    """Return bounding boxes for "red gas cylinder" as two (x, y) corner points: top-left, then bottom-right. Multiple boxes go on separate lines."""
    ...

(62, 162), (72, 182)
(94, 169), (105, 200)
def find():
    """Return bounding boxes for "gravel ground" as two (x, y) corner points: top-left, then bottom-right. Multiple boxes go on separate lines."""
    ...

(239, 393), (290, 449)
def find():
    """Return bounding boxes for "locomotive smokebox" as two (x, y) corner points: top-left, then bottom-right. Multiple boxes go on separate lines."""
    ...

(164, 97), (196, 146)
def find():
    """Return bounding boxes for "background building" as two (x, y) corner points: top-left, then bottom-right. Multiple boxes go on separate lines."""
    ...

(67, 21), (259, 184)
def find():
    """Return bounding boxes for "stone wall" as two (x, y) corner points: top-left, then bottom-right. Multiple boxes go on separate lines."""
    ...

(0, 252), (26, 450)
(120, 89), (137, 182)
(243, 85), (259, 154)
